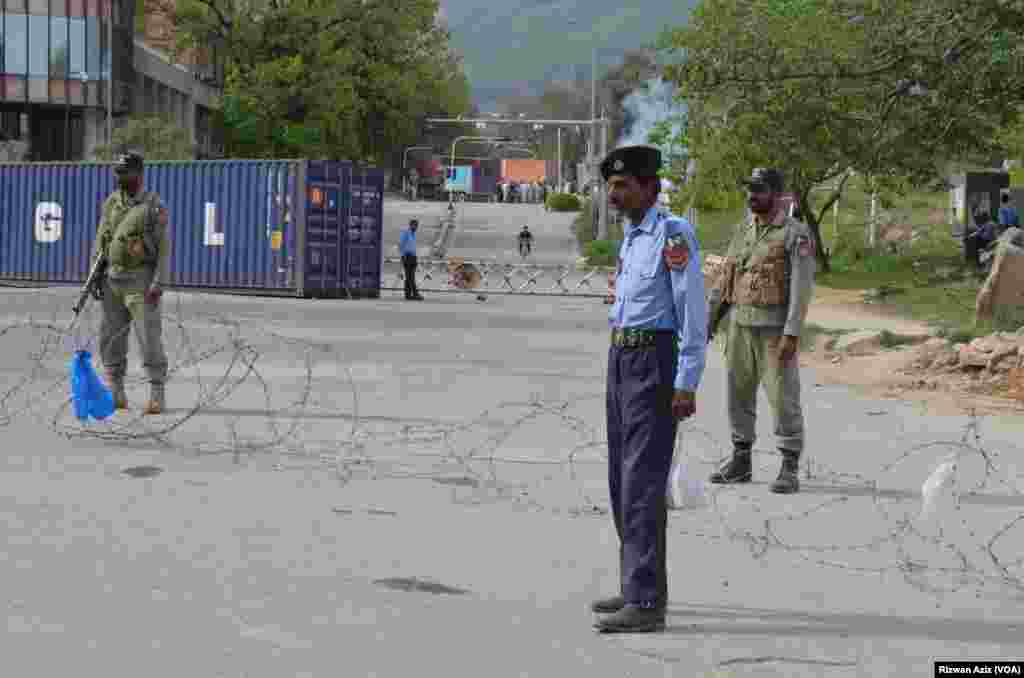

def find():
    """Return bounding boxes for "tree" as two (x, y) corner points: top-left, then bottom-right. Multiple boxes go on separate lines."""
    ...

(660, 0), (1024, 270)
(91, 115), (195, 160)
(152, 0), (472, 163)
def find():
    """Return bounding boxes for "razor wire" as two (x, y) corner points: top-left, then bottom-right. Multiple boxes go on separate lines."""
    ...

(0, 287), (1022, 606)
(382, 257), (615, 297)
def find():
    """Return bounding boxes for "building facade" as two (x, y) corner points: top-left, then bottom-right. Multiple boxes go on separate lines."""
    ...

(0, 0), (222, 162)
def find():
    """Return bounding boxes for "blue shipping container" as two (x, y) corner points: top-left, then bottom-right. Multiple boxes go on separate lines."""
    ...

(0, 159), (384, 298)
(444, 166), (473, 195)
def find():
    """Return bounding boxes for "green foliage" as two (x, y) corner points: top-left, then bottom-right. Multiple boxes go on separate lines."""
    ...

(547, 192), (582, 212)
(91, 115), (194, 161)
(573, 197), (625, 255)
(585, 240), (621, 267)
(165, 0), (472, 162)
(660, 0), (1024, 271)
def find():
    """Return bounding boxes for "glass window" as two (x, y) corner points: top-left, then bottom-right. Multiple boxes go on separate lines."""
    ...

(86, 17), (103, 79)
(51, 17), (69, 78)
(5, 14), (29, 75)
(28, 16), (49, 77)
(69, 18), (86, 79)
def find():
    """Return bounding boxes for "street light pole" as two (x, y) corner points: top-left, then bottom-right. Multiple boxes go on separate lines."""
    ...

(557, 127), (562, 189)
(597, 111), (608, 241)
(402, 145), (433, 195)
(449, 135), (510, 199)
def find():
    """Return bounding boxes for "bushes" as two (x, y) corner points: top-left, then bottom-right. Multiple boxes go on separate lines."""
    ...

(584, 240), (620, 267)
(547, 192), (582, 212)
(573, 197), (625, 265)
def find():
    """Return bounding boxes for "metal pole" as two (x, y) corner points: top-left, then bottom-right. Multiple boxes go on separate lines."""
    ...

(589, 48), (596, 200)
(427, 118), (600, 126)
(403, 145), (432, 197)
(597, 115), (608, 241)
(557, 127), (562, 189)
(106, 0), (113, 145)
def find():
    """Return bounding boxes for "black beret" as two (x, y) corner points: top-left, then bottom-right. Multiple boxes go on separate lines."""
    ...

(741, 167), (784, 192)
(600, 145), (662, 181)
(113, 151), (144, 175)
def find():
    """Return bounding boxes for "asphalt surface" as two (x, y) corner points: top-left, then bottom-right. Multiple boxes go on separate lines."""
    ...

(382, 198), (583, 266)
(1, 272), (1023, 677)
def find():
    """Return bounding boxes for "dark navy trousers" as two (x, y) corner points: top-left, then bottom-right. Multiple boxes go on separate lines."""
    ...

(606, 333), (679, 606)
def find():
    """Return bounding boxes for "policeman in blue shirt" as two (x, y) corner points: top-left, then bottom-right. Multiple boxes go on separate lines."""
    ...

(592, 145), (708, 634)
(999, 193), (1020, 233)
(399, 219), (423, 301)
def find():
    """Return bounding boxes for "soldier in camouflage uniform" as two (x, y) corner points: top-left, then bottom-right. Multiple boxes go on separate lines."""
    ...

(706, 168), (816, 494)
(91, 152), (170, 415)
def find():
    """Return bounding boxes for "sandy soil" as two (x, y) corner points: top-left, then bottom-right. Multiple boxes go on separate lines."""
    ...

(800, 287), (1024, 417)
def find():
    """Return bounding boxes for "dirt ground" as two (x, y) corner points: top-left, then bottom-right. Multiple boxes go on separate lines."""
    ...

(799, 287), (1024, 417)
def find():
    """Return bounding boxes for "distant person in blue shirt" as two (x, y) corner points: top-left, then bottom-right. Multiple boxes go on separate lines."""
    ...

(399, 219), (423, 301)
(591, 144), (708, 635)
(999, 193), (1019, 233)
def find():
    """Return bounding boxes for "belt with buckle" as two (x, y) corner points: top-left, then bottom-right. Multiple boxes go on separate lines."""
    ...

(610, 327), (674, 349)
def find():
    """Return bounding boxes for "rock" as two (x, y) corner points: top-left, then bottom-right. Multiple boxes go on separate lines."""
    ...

(987, 346), (1020, 372)
(835, 330), (884, 356)
(959, 345), (990, 368)
(815, 334), (837, 354)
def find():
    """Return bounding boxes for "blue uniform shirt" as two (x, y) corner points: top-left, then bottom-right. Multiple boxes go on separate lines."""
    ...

(608, 206), (708, 392)
(399, 229), (417, 256)
(999, 206), (1020, 228)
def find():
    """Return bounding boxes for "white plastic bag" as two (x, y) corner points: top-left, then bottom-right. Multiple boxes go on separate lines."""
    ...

(920, 457), (958, 521)
(667, 458), (708, 510)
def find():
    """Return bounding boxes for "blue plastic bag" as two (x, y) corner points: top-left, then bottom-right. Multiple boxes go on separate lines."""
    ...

(70, 350), (115, 421)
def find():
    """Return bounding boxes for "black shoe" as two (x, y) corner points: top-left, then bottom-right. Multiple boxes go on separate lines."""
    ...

(709, 449), (752, 484)
(591, 595), (625, 614)
(594, 605), (666, 633)
(771, 451), (800, 494)
(412, 294), (424, 301)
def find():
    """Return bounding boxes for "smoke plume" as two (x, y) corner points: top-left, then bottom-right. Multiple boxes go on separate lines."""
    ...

(617, 78), (686, 150)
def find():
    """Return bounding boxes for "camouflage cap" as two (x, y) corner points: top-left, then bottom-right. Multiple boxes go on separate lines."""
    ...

(741, 167), (784, 192)
(113, 151), (144, 175)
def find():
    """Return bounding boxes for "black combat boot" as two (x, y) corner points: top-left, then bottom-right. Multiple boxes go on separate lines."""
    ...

(594, 605), (666, 633)
(770, 450), (800, 494)
(591, 595), (625, 614)
(709, 445), (752, 484)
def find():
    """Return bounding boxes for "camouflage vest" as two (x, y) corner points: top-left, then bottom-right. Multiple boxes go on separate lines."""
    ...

(98, 191), (162, 271)
(721, 219), (792, 307)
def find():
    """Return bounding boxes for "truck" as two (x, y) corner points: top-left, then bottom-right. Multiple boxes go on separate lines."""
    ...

(498, 159), (548, 184)
(444, 165), (474, 200)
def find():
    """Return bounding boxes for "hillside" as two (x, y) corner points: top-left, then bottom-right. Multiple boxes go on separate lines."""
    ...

(439, 0), (694, 110)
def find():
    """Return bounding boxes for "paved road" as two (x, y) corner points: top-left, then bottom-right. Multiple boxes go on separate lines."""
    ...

(383, 198), (583, 266)
(1, 284), (1023, 677)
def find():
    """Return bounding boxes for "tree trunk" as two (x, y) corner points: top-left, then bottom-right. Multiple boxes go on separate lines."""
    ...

(797, 191), (831, 273)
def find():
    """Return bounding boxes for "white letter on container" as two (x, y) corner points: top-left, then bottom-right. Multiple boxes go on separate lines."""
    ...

(204, 202), (224, 246)
(34, 202), (63, 243)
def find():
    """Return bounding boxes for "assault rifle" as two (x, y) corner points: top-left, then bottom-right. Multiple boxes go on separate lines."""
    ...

(72, 255), (108, 316)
